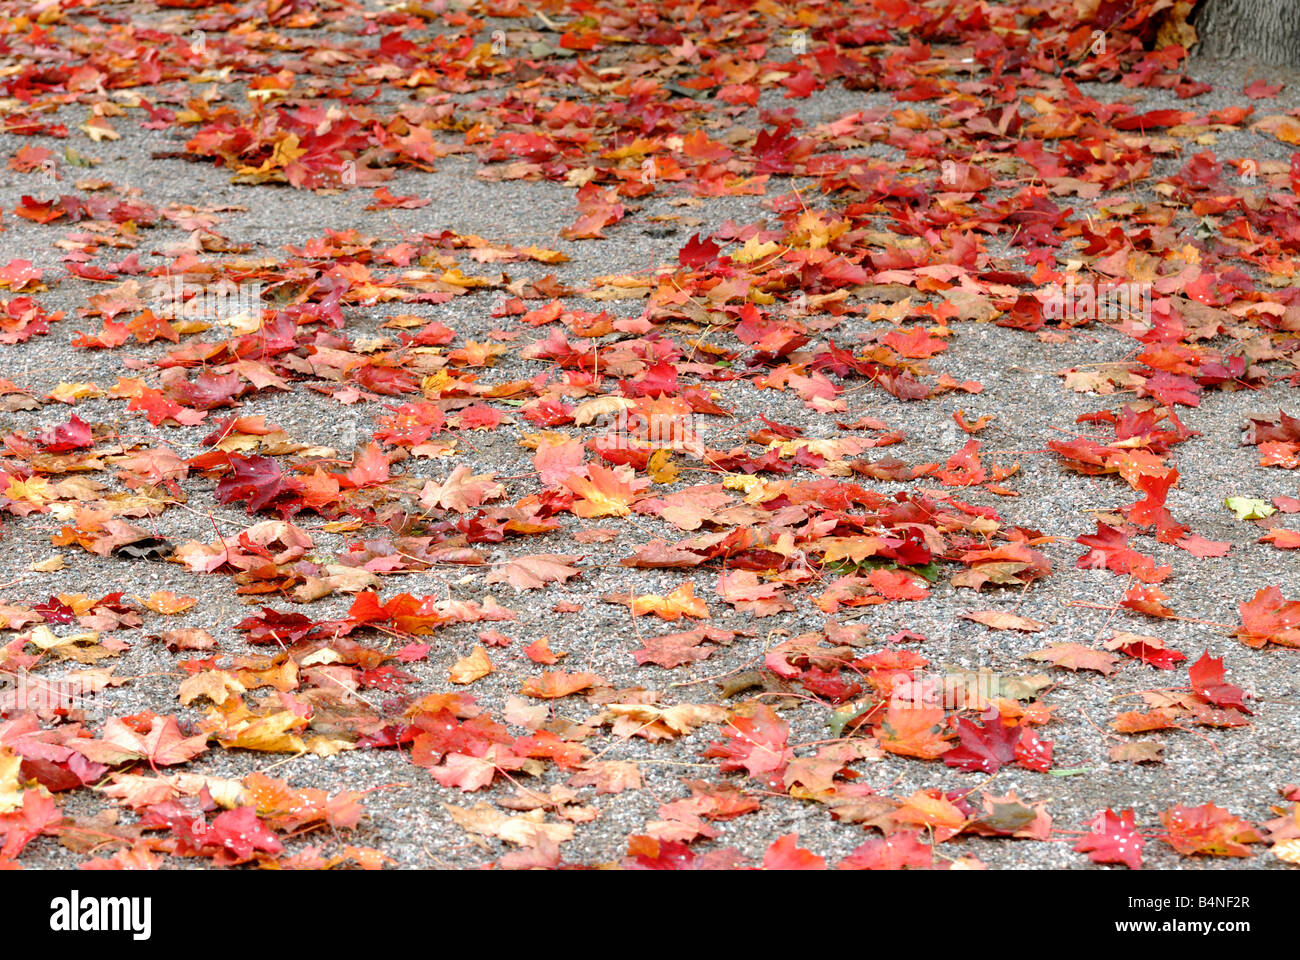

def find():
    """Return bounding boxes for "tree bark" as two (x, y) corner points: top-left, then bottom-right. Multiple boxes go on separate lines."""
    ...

(1191, 0), (1300, 68)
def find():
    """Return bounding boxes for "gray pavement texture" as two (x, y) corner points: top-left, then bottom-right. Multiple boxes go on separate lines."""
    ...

(0, 0), (1298, 869)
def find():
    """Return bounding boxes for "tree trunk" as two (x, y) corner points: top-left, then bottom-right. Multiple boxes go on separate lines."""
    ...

(1191, 0), (1300, 68)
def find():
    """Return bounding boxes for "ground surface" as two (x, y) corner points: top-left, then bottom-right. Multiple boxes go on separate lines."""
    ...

(1, 0), (1299, 870)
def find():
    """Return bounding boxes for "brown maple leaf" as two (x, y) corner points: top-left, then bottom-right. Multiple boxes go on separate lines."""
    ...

(71, 716), (209, 768)
(961, 610), (1046, 632)
(520, 671), (601, 699)
(485, 554), (582, 591)
(567, 761), (643, 795)
(632, 626), (735, 668)
(1024, 643), (1119, 676)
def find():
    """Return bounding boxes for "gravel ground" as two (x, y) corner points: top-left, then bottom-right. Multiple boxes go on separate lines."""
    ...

(1, 2), (1298, 870)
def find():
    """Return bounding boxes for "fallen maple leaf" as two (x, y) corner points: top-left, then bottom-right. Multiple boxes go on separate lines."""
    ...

(891, 789), (968, 843)
(943, 714), (1020, 774)
(180, 806), (284, 864)
(142, 591), (198, 614)
(568, 761), (642, 795)
(343, 442), (390, 487)
(449, 646), (493, 685)
(1121, 584), (1176, 619)
(838, 831), (934, 870)
(522, 636), (565, 664)
(1161, 804), (1261, 858)
(1075, 808), (1145, 870)
(1176, 534), (1231, 558)
(563, 464), (649, 518)
(703, 704), (793, 778)
(430, 754), (499, 792)
(444, 801), (574, 847)
(1236, 585), (1300, 648)
(762, 833), (826, 870)
(1109, 741), (1165, 764)
(633, 627), (734, 668)
(1187, 650), (1251, 713)
(1260, 528), (1300, 549)
(72, 716), (209, 768)
(486, 554), (582, 591)
(961, 610), (1046, 632)
(36, 414), (92, 452)
(606, 582), (710, 620)
(716, 570), (792, 616)
(605, 703), (729, 740)
(1102, 632), (1187, 670)
(1024, 643), (1118, 676)
(1111, 709), (1181, 734)
(215, 455), (287, 513)
(874, 701), (952, 760)
(418, 466), (505, 512)
(520, 671), (600, 699)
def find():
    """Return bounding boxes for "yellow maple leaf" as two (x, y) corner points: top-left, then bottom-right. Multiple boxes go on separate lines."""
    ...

(0, 748), (26, 813)
(449, 646), (493, 685)
(5, 476), (52, 505)
(629, 583), (709, 620)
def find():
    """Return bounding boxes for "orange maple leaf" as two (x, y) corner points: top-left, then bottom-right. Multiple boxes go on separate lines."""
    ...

(520, 671), (600, 699)
(1236, 585), (1300, 648)
(563, 464), (649, 518)
(874, 702), (952, 760)
(1161, 803), (1262, 858)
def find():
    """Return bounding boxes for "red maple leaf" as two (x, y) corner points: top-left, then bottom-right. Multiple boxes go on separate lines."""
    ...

(934, 439), (988, 486)
(1075, 522), (1170, 582)
(762, 833), (826, 870)
(1187, 650), (1251, 713)
(215, 454), (289, 512)
(752, 125), (812, 174)
(632, 627), (731, 668)
(342, 442), (390, 488)
(1121, 584), (1176, 619)
(0, 790), (61, 860)
(1126, 467), (1186, 542)
(868, 568), (930, 601)
(678, 233), (720, 269)
(703, 704), (792, 779)
(622, 836), (744, 870)
(234, 607), (319, 646)
(944, 713), (1053, 774)
(838, 831), (934, 870)
(943, 714), (1019, 773)
(127, 386), (207, 426)
(1014, 726), (1054, 772)
(1109, 634), (1187, 670)
(1075, 808), (1145, 870)
(1176, 534), (1231, 558)
(1243, 79), (1283, 99)
(72, 319), (131, 350)
(36, 413), (92, 452)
